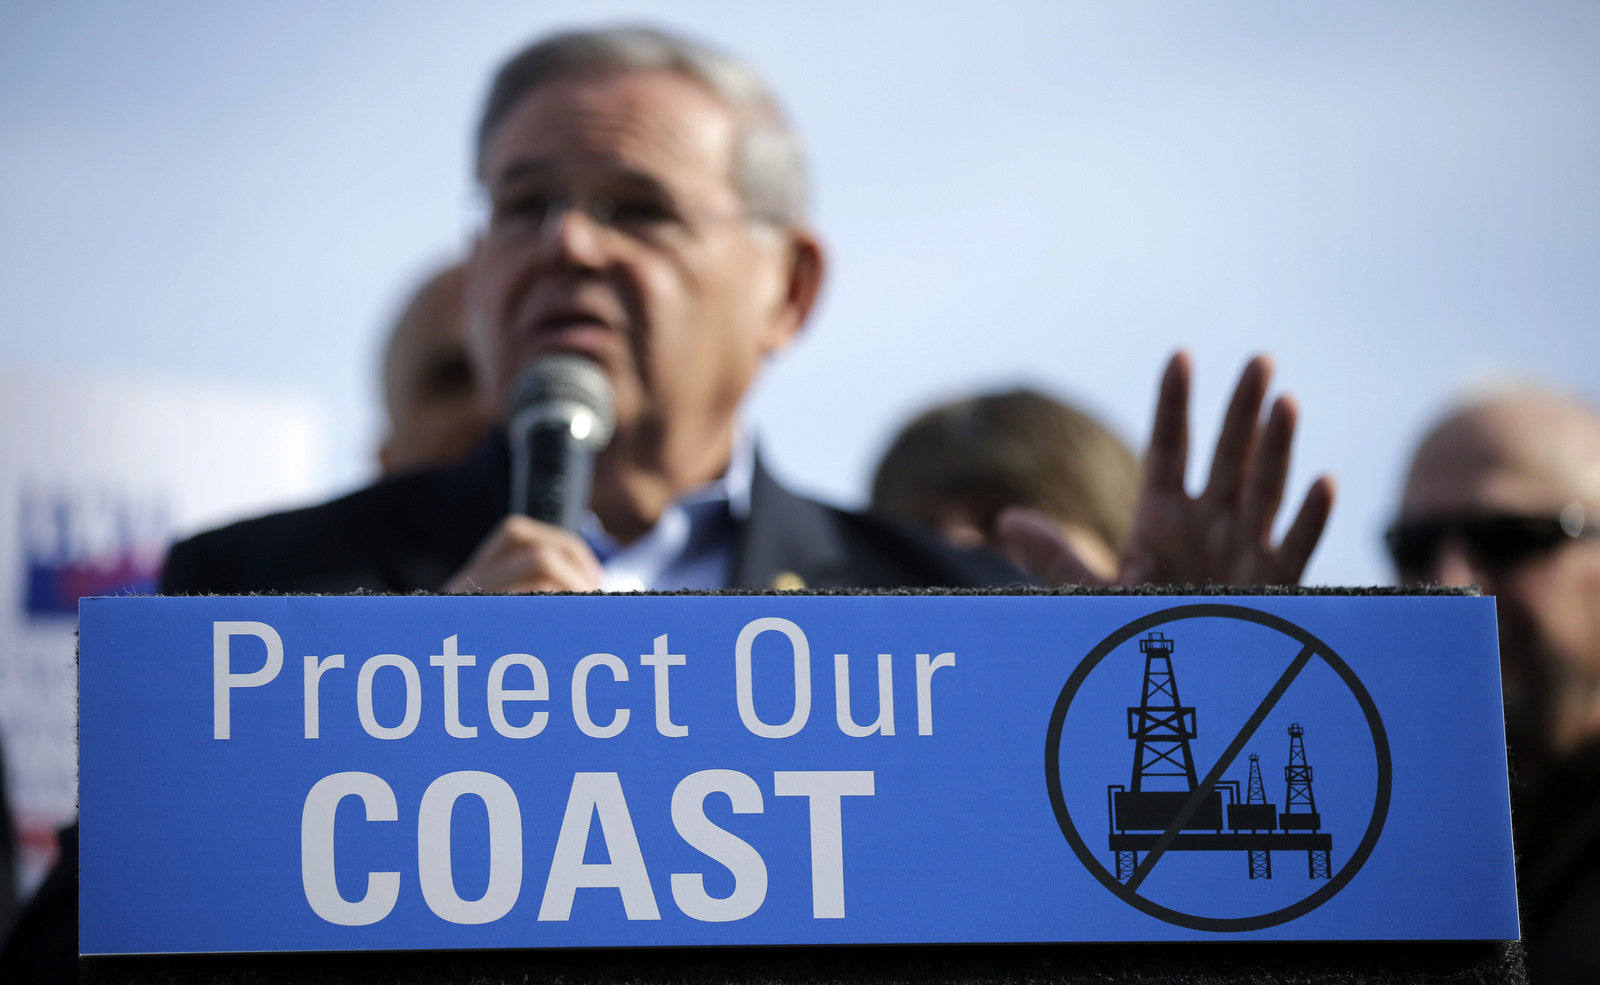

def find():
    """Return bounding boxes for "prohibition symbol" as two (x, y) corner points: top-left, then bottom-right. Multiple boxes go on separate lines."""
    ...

(1044, 604), (1392, 932)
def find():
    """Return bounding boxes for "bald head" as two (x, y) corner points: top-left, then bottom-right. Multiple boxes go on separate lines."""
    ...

(1402, 390), (1600, 523)
(1398, 388), (1600, 767)
(379, 263), (491, 476)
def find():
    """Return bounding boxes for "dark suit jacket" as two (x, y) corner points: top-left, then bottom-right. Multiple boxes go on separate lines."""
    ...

(160, 436), (1025, 594)
(1516, 742), (1600, 985)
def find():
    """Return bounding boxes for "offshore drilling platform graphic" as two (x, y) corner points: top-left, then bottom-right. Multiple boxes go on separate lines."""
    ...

(1106, 632), (1333, 881)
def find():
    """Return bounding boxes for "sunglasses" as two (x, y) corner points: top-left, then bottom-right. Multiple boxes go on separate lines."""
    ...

(1385, 512), (1598, 574)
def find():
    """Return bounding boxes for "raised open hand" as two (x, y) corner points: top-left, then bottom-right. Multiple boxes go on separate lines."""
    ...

(997, 352), (1335, 587)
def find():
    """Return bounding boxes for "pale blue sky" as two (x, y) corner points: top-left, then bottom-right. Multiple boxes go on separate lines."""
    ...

(2, 1), (1596, 584)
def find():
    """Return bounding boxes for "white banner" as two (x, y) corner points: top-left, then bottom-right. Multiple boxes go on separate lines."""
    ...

(0, 367), (328, 892)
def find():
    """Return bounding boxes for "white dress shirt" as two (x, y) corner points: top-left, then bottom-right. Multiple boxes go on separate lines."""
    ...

(579, 431), (754, 592)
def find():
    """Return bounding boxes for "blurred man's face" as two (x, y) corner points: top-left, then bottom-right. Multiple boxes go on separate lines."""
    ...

(1395, 397), (1600, 766)
(466, 70), (808, 491)
(380, 265), (489, 475)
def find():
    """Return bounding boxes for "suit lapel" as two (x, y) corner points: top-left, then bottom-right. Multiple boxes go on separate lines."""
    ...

(732, 456), (850, 590)
(391, 433), (512, 589)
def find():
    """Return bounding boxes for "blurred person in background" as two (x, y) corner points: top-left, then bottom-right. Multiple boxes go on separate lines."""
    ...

(0, 819), (73, 984)
(162, 26), (1332, 599)
(377, 262), (492, 476)
(995, 353), (1333, 588)
(0, 750), (15, 938)
(870, 388), (1137, 580)
(1391, 388), (1600, 985)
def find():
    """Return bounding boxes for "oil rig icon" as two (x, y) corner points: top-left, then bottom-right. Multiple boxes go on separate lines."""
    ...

(1105, 632), (1333, 881)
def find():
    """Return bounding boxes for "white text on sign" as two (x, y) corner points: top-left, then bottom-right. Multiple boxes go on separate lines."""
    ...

(210, 617), (947, 927)
(211, 618), (958, 741)
(300, 770), (876, 926)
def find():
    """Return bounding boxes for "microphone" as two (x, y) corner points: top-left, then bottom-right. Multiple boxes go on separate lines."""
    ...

(506, 354), (615, 532)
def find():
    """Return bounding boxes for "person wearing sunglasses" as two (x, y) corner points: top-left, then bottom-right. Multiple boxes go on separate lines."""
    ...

(1393, 388), (1600, 985)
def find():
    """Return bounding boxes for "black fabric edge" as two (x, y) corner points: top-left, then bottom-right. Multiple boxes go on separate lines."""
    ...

(82, 938), (1527, 984)
(146, 584), (1481, 598)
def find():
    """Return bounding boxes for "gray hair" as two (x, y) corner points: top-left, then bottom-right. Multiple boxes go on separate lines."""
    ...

(476, 26), (808, 227)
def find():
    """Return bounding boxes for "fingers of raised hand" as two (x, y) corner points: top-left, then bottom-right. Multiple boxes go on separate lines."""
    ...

(1143, 351), (1193, 494)
(1272, 474), (1336, 583)
(1202, 354), (1272, 506)
(444, 515), (603, 594)
(1237, 394), (1297, 543)
(994, 506), (1103, 587)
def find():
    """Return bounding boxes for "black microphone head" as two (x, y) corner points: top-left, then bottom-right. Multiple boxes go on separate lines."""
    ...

(506, 353), (616, 450)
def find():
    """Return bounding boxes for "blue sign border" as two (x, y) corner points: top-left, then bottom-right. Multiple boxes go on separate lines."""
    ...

(78, 593), (1512, 953)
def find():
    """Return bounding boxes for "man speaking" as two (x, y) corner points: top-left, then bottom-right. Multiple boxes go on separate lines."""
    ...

(162, 27), (1331, 595)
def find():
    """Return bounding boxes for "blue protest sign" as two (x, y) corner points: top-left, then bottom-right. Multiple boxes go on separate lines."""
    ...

(78, 594), (1517, 954)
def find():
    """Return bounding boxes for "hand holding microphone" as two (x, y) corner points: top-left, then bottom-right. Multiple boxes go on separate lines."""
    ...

(444, 355), (615, 593)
